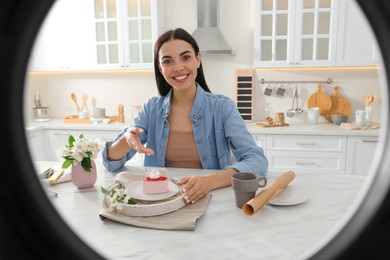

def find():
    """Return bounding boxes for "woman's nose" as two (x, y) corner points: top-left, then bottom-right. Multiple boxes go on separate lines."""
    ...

(173, 61), (184, 71)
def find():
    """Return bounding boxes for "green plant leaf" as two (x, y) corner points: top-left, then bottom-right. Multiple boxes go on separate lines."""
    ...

(81, 158), (92, 172)
(61, 159), (72, 169)
(101, 186), (110, 196)
(68, 135), (75, 148)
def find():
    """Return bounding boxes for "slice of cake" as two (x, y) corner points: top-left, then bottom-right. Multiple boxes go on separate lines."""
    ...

(143, 169), (169, 194)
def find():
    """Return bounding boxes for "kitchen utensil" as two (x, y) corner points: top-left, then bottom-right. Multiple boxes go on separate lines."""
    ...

(324, 86), (351, 122)
(33, 106), (50, 122)
(275, 112), (285, 125)
(231, 172), (267, 209)
(355, 110), (367, 126)
(332, 115), (348, 125)
(81, 92), (88, 111)
(242, 171), (296, 216)
(71, 93), (81, 112)
(276, 84), (286, 96)
(264, 84), (273, 96)
(294, 85), (303, 114)
(308, 107), (320, 124)
(362, 95), (375, 106)
(118, 104), (125, 123)
(307, 83), (332, 116)
(286, 86), (297, 117)
(34, 92), (42, 107)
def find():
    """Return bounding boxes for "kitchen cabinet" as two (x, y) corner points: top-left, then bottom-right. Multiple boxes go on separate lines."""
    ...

(46, 129), (79, 162)
(336, 0), (380, 66)
(92, 0), (158, 70)
(81, 129), (144, 165)
(26, 129), (48, 161)
(28, 0), (95, 71)
(254, 0), (339, 68)
(265, 134), (347, 174)
(345, 136), (379, 175)
(45, 128), (144, 166)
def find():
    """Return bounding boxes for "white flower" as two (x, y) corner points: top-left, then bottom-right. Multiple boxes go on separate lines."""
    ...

(61, 134), (102, 172)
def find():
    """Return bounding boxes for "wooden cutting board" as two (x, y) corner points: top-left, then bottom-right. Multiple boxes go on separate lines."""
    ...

(324, 86), (352, 122)
(307, 83), (332, 116)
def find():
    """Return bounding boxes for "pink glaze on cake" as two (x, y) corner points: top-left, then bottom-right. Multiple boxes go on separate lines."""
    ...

(143, 169), (169, 194)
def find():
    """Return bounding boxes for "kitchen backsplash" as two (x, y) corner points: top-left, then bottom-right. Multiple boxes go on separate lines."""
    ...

(25, 67), (382, 125)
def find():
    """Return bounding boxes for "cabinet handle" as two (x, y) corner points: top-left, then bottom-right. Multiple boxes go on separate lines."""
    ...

(54, 132), (70, 136)
(296, 162), (316, 166)
(296, 142), (316, 145)
(363, 139), (378, 143)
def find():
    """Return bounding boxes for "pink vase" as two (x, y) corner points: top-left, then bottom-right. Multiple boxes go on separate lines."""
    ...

(71, 159), (97, 189)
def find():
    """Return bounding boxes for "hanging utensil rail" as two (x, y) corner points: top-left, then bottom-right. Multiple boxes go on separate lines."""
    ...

(259, 78), (333, 85)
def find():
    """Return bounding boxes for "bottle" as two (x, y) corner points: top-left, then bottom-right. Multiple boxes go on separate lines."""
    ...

(34, 92), (42, 107)
(118, 104), (125, 123)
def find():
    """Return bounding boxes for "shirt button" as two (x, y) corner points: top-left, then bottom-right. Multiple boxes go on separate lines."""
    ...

(192, 114), (197, 119)
(195, 122), (199, 126)
(202, 156), (207, 161)
(197, 139), (202, 144)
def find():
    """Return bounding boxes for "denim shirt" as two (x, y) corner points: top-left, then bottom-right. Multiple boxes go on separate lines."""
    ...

(102, 84), (268, 176)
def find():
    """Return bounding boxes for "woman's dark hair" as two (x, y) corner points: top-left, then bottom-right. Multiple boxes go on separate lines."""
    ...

(153, 28), (211, 96)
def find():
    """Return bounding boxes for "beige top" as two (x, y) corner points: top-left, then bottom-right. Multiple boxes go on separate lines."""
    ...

(165, 128), (202, 169)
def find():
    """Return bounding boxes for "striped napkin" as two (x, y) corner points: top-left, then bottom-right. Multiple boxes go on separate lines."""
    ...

(99, 171), (212, 231)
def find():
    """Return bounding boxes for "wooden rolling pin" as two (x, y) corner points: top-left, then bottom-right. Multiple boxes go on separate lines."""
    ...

(242, 171), (296, 216)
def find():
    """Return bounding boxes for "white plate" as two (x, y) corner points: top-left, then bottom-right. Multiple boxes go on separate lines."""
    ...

(268, 186), (308, 206)
(125, 180), (179, 202)
(104, 191), (186, 217)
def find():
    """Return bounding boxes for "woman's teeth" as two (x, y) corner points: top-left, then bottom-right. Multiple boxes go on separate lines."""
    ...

(174, 75), (188, 80)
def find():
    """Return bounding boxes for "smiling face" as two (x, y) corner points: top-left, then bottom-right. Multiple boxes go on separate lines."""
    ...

(158, 39), (201, 93)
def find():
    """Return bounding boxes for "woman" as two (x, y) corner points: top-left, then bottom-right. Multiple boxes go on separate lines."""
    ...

(102, 28), (268, 204)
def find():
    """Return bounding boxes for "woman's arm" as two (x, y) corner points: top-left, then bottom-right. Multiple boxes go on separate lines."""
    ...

(176, 168), (238, 204)
(107, 128), (154, 160)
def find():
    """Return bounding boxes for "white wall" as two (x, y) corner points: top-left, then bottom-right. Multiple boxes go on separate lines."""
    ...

(24, 0), (383, 125)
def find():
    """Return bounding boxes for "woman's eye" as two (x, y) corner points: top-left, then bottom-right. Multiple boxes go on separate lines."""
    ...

(161, 59), (171, 65)
(182, 55), (191, 61)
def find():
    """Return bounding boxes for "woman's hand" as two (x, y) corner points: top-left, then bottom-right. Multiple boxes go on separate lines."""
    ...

(125, 127), (154, 156)
(176, 176), (211, 204)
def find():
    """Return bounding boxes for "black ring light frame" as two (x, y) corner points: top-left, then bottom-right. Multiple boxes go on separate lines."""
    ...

(1, 0), (390, 259)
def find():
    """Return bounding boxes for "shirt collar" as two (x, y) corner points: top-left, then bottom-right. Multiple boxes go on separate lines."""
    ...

(161, 83), (205, 122)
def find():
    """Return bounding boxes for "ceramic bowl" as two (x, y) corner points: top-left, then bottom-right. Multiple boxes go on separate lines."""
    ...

(332, 115), (348, 125)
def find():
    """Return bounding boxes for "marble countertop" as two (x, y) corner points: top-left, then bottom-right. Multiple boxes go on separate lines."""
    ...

(35, 160), (369, 260)
(26, 118), (380, 137)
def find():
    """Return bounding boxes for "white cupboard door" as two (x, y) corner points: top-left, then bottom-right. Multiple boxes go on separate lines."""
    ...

(254, 0), (339, 68)
(267, 151), (346, 174)
(346, 136), (379, 175)
(92, 0), (157, 70)
(293, 0), (338, 67)
(46, 130), (79, 162)
(254, 0), (295, 68)
(29, 0), (94, 71)
(81, 130), (144, 165)
(26, 129), (48, 161)
(336, 0), (380, 66)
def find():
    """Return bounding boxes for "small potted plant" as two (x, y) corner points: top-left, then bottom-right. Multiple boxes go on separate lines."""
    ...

(61, 134), (102, 188)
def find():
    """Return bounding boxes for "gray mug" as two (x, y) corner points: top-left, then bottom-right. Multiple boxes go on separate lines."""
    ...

(231, 172), (267, 209)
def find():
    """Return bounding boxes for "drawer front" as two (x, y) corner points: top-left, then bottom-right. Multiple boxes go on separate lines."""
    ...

(267, 135), (347, 152)
(267, 151), (346, 174)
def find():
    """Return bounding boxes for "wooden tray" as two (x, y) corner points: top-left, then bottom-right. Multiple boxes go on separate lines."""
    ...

(307, 83), (332, 116)
(256, 122), (289, 128)
(324, 86), (351, 122)
(64, 115), (118, 124)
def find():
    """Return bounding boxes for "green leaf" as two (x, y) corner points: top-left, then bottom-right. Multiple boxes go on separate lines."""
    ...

(101, 186), (110, 196)
(61, 159), (72, 169)
(81, 158), (92, 172)
(68, 135), (75, 148)
(126, 198), (137, 205)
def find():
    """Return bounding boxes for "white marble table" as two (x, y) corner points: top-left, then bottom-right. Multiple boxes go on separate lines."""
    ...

(35, 160), (367, 260)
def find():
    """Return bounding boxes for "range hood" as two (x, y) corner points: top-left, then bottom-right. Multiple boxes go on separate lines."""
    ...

(192, 0), (235, 55)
